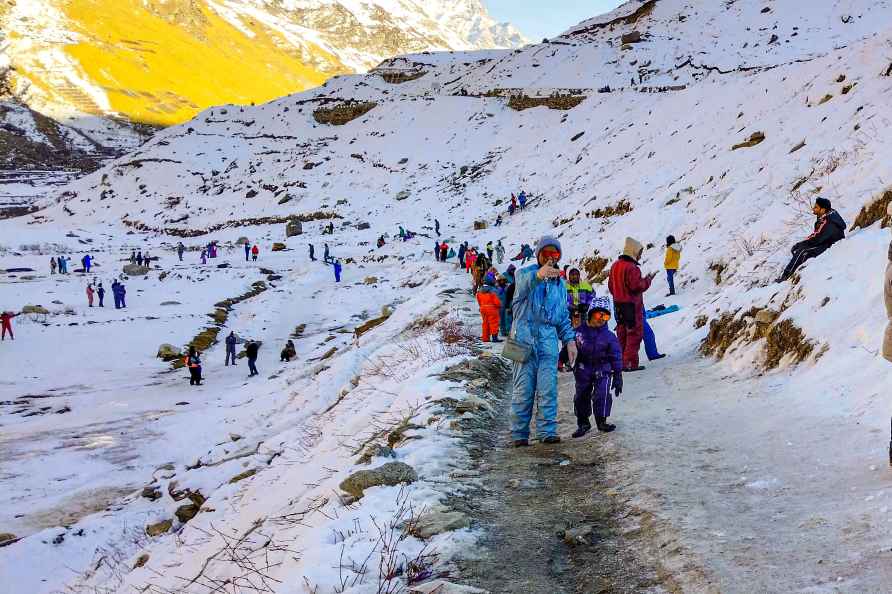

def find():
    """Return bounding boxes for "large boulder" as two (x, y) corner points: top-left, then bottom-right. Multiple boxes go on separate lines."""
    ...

(21, 305), (49, 315)
(356, 222), (371, 230)
(271, 242), (287, 252)
(157, 344), (181, 361)
(473, 220), (487, 230)
(406, 508), (470, 539)
(123, 264), (150, 276)
(621, 31), (642, 44)
(145, 519), (172, 537)
(285, 219), (302, 237)
(339, 462), (417, 499)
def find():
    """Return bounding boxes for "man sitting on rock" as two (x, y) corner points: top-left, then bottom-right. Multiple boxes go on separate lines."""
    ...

(777, 197), (846, 282)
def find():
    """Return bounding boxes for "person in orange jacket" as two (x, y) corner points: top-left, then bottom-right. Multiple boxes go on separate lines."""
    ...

(1, 311), (17, 340)
(476, 277), (503, 342)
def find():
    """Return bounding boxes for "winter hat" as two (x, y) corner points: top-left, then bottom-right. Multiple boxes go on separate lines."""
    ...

(622, 237), (644, 260)
(588, 296), (612, 319)
(483, 276), (495, 287)
(815, 197), (832, 210)
(666, 235), (676, 246)
(535, 235), (562, 256)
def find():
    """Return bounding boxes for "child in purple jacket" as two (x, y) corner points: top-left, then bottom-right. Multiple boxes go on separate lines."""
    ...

(572, 297), (624, 436)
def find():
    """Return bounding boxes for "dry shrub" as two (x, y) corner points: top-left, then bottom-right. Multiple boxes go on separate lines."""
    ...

(693, 315), (708, 329)
(763, 319), (815, 369)
(313, 102), (378, 125)
(507, 94), (586, 111)
(579, 253), (610, 284)
(708, 260), (727, 285)
(587, 199), (633, 219)
(699, 311), (750, 358)
(850, 189), (892, 230)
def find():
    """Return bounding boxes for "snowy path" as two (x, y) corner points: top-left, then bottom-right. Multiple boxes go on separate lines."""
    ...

(595, 352), (892, 593)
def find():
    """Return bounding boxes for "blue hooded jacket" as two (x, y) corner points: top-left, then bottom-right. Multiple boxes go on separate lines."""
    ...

(510, 264), (575, 353)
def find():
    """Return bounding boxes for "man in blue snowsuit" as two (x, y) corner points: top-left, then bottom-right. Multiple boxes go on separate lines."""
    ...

(334, 259), (342, 282)
(509, 236), (577, 446)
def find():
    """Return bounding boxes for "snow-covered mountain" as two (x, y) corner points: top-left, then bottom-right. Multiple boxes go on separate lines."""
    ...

(6, 1), (892, 592)
(0, 0), (527, 128)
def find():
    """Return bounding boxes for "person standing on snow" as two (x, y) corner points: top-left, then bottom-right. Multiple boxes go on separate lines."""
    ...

(510, 193), (518, 214)
(495, 240), (505, 264)
(185, 346), (202, 385)
(486, 241), (494, 262)
(334, 259), (342, 283)
(776, 197), (846, 282)
(476, 276), (502, 343)
(664, 235), (682, 296)
(440, 241), (448, 262)
(200, 249), (207, 264)
(129, 251), (136, 265)
(509, 236), (577, 446)
(83, 254), (92, 273)
(50, 258), (57, 274)
(225, 331), (240, 366)
(1, 311), (18, 340)
(136, 251), (143, 267)
(434, 240), (441, 261)
(244, 242), (251, 261)
(309, 243), (315, 261)
(280, 340), (296, 362)
(434, 218), (441, 236)
(86, 283), (94, 307)
(608, 237), (656, 372)
(457, 242), (467, 270)
(97, 283), (105, 307)
(116, 281), (127, 309)
(323, 243), (330, 264)
(251, 244), (259, 262)
(572, 297), (623, 436)
(518, 191), (527, 210)
(58, 255), (67, 274)
(177, 242), (185, 261)
(245, 341), (260, 377)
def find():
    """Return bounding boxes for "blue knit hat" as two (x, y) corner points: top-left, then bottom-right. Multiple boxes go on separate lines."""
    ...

(535, 235), (561, 256)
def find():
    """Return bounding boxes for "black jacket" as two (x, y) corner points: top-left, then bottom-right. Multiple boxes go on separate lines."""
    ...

(795, 210), (846, 252)
(246, 342), (259, 358)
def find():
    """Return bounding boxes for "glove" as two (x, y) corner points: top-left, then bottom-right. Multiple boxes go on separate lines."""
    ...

(612, 371), (623, 397)
(566, 341), (578, 368)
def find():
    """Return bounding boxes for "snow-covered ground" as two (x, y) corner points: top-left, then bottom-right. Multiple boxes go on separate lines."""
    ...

(3, 0), (892, 591)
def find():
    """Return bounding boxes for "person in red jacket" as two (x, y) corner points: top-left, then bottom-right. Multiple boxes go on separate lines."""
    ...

(608, 237), (656, 371)
(1, 311), (18, 340)
(476, 277), (502, 342)
(251, 244), (259, 261)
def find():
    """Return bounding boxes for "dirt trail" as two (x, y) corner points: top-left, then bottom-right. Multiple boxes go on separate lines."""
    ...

(458, 349), (892, 593)
(455, 366), (714, 593)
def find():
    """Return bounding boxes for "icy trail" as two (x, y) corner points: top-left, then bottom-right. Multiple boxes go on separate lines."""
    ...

(593, 349), (892, 593)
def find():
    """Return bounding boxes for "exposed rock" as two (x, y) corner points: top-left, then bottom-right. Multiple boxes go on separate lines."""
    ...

(145, 519), (172, 536)
(141, 486), (162, 501)
(156, 344), (181, 361)
(560, 524), (593, 545)
(0, 533), (17, 546)
(286, 219), (303, 237)
(229, 433), (243, 442)
(175, 503), (200, 523)
(621, 30), (642, 44)
(396, 190), (411, 201)
(754, 309), (779, 325)
(228, 468), (257, 484)
(160, 301), (181, 306)
(123, 264), (150, 276)
(731, 131), (765, 150)
(473, 220), (488, 230)
(271, 242), (287, 252)
(21, 305), (49, 315)
(409, 580), (486, 594)
(339, 462), (418, 498)
(356, 443), (395, 465)
(236, 236), (249, 245)
(356, 221), (371, 230)
(407, 509), (470, 539)
(455, 394), (492, 414)
(133, 553), (150, 569)
(364, 276), (379, 285)
(387, 423), (424, 447)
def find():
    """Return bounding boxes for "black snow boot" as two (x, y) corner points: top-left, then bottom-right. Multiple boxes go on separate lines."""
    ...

(595, 416), (616, 433)
(541, 436), (561, 444)
(571, 426), (590, 438)
(491, 335), (503, 343)
(512, 439), (530, 448)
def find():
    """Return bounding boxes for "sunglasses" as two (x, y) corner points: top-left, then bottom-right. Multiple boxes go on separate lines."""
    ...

(540, 248), (562, 261)
(590, 311), (611, 321)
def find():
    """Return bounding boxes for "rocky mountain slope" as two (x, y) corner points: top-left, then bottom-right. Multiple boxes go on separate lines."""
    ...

(1, 0), (527, 127)
(5, 0), (892, 592)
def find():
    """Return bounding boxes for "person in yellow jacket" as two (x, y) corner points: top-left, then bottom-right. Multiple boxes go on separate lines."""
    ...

(664, 235), (682, 296)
